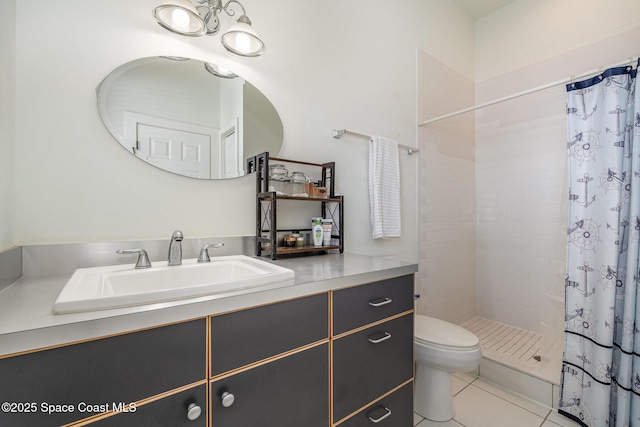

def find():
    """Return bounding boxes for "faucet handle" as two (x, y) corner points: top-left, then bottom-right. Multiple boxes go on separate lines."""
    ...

(116, 249), (152, 269)
(198, 243), (224, 263)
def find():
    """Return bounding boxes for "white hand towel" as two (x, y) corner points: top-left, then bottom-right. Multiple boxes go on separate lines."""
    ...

(369, 135), (401, 239)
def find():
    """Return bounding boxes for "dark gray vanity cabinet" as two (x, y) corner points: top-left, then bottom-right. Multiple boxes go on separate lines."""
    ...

(0, 273), (414, 427)
(210, 293), (329, 376)
(332, 275), (415, 426)
(209, 293), (330, 427)
(210, 343), (329, 427)
(0, 319), (207, 427)
(332, 275), (414, 335)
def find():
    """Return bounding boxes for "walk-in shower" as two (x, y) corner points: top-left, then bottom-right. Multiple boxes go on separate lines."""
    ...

(418, 49), (570, 388)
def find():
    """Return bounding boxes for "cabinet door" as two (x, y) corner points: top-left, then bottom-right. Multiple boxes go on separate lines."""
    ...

(210, 293), (328, 376)
(333, 275), (414, 335)
(0, 319), (206, 427)
(211, 343), (329, 427)
(90, 384), (207, 427)
(333, 314), (413, 423)
(338, 382), (413, 427)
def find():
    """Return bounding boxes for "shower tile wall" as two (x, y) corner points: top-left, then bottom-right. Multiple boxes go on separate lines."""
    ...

(417, 51), (476, 324)
(475, 78), (567, 334)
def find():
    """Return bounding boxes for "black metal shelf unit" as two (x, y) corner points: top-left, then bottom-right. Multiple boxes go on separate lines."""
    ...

(246, 152), (344, 260)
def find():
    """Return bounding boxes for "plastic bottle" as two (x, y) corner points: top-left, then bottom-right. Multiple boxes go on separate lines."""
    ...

(313, 218), (323, 246)
(322, 219), (333, 246)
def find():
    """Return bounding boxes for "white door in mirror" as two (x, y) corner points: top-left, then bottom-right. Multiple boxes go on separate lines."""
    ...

(137, 124), (213, 179)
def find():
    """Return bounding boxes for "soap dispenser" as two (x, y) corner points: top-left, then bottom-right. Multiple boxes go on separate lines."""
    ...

(313, 218), (323, 246)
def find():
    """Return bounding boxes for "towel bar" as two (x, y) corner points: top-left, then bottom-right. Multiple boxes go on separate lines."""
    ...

(332, 129), (419, 155)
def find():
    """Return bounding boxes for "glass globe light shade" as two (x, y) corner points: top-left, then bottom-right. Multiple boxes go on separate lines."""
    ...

(153, 0), (206, 37)
(221, 15), (265, 57)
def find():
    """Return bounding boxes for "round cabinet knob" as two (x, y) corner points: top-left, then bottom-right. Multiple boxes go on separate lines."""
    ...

(186, 403), (202, 421)
(221, 391), (235, 408)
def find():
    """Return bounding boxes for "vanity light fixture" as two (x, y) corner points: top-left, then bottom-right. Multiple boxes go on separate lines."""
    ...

(153, 0), (266, 57)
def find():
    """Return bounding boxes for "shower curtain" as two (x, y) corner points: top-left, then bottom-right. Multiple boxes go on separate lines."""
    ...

(560, 60), (640, 427)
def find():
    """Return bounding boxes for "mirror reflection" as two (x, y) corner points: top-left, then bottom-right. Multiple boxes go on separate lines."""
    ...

(97, 56), (283, 179)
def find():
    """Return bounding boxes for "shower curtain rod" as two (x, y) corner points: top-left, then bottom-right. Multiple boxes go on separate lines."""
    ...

(419, 56), (639, 126)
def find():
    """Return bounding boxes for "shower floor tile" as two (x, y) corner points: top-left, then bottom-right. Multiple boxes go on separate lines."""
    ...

(462, 318), (542, 363)
(461, 317), (563, 385)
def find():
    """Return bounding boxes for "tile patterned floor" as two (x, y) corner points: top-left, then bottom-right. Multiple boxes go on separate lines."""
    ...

(413, 372), (581, 427)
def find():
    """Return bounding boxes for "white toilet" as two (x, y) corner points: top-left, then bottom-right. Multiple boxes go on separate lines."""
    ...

(414, 315), (482, 421)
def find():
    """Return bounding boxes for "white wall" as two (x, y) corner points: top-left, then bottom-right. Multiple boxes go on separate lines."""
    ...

(417, 0), (475, 81)
(6, 0), (478, 263)
(474, 0), (640, 333)
(476, 0), (640, 82)
(7, 0), (472, 262)
(0, 0), (16, 250)
(417, 52), (476, 324)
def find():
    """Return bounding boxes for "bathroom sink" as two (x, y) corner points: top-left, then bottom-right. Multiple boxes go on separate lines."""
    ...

(53, 256), (295, 314)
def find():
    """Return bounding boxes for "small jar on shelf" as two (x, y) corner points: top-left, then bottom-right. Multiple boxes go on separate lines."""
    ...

(269, 164), (291, 195)
(313, 186), (328, 198)
(305, 176), (315, 197)
(291, 172), (308, 197)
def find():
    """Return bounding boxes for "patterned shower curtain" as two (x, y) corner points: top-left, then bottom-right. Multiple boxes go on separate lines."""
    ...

(560, 59), (640, 427)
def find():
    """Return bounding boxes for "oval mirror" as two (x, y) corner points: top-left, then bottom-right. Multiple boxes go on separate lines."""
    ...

(97, 56), (283, 179)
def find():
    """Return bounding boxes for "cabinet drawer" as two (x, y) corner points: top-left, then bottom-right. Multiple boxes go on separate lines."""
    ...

(333, 275), (413, 335)
(210, 343), (329, 427)
(90, 384), (207, 427)
(210, 293), (328, 376)
(0, 319), (206, 427)
(333, 313), (413, 423)
(339, 382), (413, 427)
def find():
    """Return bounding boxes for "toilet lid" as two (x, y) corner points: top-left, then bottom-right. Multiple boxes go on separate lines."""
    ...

(415, 315), (479, 349)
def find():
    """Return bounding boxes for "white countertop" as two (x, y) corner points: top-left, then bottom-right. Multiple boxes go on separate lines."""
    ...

(0, 253), (417, 356)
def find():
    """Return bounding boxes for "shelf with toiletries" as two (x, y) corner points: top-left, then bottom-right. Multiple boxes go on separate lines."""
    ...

(247, 152), (344, 260)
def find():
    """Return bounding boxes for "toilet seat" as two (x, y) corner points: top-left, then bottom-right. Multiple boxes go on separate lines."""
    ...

(415, 315), (479, 351)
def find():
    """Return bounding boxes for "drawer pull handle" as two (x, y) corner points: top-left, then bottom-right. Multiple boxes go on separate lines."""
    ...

(186, 403), (202, 420)
(368, 332), (392, 344)
(368, 406), (392, 423)
(221, 391), (235, 408)
(369, 297), (393, 307)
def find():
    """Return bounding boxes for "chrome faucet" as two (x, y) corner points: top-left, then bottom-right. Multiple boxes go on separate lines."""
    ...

(168, 230), (184, 266)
